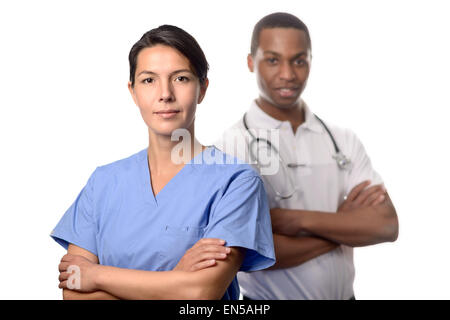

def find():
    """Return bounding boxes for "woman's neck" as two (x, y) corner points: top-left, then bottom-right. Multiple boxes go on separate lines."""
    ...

(147, 126), (203, 175)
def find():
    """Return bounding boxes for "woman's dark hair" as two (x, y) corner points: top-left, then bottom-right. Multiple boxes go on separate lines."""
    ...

(250, 12), (312, 56)
(129, 25), (209, 87)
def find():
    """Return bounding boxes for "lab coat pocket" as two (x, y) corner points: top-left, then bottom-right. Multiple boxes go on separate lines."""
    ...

(157, 225), (205, 270)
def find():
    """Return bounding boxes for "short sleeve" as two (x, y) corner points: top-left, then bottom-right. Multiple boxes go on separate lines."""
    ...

(346, 130), (384, 194)
(204, 174), (275, 272)
(50, 169), (98, 256)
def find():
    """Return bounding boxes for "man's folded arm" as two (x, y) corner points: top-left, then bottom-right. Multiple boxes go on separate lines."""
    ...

(270, 194), (398, 247)
(268, 234), (339, 270)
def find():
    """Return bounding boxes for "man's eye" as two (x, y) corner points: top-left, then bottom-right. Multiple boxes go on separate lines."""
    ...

(267, 58), (278, 64)
(142, 78), (154, 84)
(294, 59), (306, 66)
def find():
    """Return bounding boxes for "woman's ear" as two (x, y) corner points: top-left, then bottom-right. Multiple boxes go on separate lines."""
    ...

(247, 54), (254, 72)
(197, 78), (209, 104)
(128, 81), (138, 106)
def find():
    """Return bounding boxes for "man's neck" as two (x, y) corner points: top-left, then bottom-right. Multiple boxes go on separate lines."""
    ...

(256, 97), (305, 134)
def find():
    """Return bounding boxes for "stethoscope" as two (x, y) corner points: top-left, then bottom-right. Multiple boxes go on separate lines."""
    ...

(242, 112), (351, 199)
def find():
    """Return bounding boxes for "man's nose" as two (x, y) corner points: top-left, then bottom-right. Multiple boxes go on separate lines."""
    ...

(278, 61), (295, 81)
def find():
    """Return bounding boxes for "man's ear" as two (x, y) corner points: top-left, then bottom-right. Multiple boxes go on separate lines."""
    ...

(197, 78), (209, 104)
(128, 81), (138, 106)
(247, 54), (254, 72)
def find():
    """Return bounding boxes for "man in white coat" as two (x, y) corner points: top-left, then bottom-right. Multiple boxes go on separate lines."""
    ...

(216, 12), (399, 300)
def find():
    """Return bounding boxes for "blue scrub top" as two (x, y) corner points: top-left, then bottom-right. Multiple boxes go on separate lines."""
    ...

(51, 147), (275, 300)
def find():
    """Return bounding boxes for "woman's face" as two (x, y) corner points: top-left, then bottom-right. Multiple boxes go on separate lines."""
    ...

(129, 45), (208, 137)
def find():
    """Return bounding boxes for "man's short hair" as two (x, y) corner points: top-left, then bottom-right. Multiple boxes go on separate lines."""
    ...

(250, 12), (312, 56)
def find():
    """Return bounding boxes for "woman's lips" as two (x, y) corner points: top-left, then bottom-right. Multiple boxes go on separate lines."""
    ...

(154, 110), (180, 119)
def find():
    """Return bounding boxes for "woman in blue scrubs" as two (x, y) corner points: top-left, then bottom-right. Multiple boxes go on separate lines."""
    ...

(51, 25), (275, 299)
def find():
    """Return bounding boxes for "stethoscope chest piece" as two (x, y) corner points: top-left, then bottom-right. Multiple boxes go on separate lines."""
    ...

(333, 152), (352, 171)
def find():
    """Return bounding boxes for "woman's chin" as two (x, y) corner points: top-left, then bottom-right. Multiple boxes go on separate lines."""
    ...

(148, 125), (190, 139)
(146, 116), (195, 139)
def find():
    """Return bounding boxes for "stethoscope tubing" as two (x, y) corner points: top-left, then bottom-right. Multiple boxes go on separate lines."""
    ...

(242, 112), (341, 155)
(242, 112), (351, 199)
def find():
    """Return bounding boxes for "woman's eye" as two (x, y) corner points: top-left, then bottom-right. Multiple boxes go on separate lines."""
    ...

(142, 78), (154, 84)
(175, 76), (189, 82)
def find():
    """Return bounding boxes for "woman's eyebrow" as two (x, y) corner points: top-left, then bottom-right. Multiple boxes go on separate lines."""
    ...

(137, 70), (157, 77)
(137, 69), (193, 77)
(170, 69), (193, 75)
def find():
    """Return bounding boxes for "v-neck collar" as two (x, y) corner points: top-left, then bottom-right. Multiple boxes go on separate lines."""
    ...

(138, 147), (211, 207)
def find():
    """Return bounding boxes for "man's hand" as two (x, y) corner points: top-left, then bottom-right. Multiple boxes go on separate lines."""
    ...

(338, 180), (386, 213)
(58, 254), (101, 293)
(270, 181), (388, 237)
(173, 238), (231, 272)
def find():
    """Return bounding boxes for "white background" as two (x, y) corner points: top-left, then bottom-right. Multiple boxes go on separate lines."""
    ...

(1, 0), (449, 299)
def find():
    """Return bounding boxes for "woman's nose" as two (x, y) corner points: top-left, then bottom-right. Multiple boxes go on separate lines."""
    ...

(159, 80), (175, 103)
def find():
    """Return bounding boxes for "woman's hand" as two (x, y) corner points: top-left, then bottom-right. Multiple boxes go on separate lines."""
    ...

(58, 254), (100, 293)
(173, 238), (231, 272)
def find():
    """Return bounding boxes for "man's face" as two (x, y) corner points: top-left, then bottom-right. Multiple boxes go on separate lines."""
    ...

(249, 28), (311, 109)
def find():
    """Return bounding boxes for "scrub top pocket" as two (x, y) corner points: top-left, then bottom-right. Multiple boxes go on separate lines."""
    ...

(157, 225), (205, 270)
